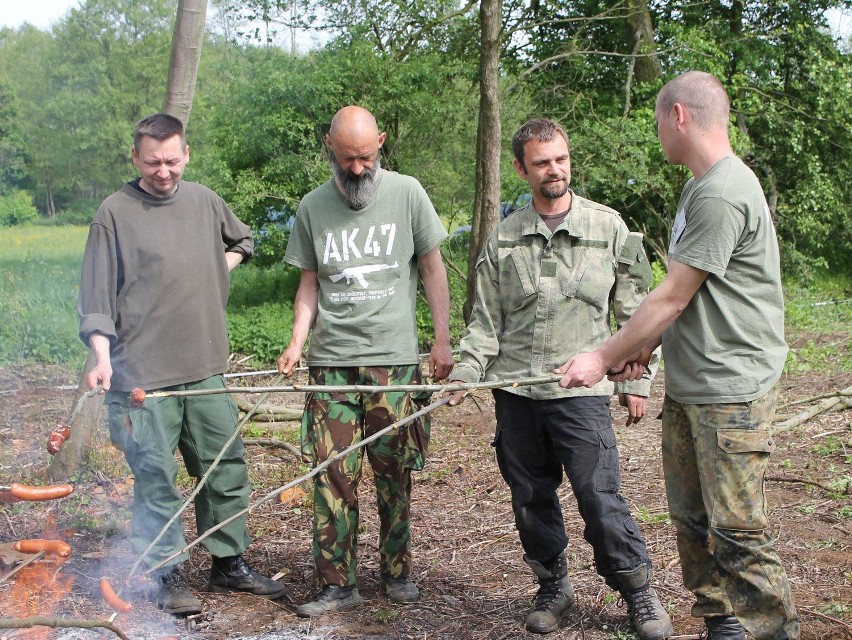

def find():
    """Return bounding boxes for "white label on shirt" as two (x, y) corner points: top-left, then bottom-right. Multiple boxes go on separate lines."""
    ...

(669, 206), (687, 253)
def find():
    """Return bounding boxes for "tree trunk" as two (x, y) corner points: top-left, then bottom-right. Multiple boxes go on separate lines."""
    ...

(48, 351), (104, 482)
(162, 0), (207, 125)
(624, 0), (661, 84)
(464, 0), (503, 323)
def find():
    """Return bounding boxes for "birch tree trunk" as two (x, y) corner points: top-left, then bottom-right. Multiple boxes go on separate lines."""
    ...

(162, 0), (208, 124)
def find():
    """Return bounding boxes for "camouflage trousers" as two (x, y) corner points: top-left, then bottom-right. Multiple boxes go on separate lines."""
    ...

(662, 385), (800, 640)
(301, 365), (430, 587)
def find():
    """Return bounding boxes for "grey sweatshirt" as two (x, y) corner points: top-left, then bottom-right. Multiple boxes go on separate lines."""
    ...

(78, 181), (253, 391)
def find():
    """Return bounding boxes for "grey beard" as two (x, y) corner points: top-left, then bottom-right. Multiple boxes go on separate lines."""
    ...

(330, 154), (381, 210)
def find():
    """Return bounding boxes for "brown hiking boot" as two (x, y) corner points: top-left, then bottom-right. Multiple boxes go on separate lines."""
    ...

(295, 585), (365, 617)
(155, 565), (202, 616)
(381, 573), (420, 603)
(615, 565), (673, 640)
(524, 553), (577, 634)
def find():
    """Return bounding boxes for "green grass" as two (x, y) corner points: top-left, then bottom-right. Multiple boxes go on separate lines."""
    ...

(0, 225), (89, 364)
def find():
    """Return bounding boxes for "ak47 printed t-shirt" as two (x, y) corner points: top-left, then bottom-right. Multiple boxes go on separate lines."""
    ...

(284, 170), (448, 367)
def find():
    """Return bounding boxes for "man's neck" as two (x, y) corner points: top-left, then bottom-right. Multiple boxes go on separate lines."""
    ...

(532, 190), (572, 216)
(686, 132), (735, 180)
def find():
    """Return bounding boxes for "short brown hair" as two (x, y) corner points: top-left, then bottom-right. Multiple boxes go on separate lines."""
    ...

(656, 71), (730, 130)
(511, 119), (570, 170)
(133, 113), (186, 152)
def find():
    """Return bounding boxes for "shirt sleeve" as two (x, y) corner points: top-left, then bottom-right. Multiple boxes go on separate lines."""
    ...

(219, 197), (254, 260)
(77, 221), (119, 346)
(410, 180), (448, 256)
(670, 196), (745, 277)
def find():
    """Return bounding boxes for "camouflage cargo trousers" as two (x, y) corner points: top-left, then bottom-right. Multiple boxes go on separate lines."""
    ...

(301, 365), (431, 587)
(662, 385), (800, 640)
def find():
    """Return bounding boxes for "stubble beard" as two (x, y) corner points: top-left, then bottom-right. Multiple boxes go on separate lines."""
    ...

(540, 175), (569, 200)
(330, 154), (382, 210)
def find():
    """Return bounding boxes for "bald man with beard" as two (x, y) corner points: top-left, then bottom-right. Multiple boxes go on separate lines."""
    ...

(278, 106), (453, 616)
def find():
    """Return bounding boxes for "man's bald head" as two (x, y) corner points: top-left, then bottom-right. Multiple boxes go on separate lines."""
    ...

(326, 106), (386, 210)
(329, 106), (380, 142)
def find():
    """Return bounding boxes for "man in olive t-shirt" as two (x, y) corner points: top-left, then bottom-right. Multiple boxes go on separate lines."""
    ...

(556, 73), (800, 640)
(277, 106), (453, 616)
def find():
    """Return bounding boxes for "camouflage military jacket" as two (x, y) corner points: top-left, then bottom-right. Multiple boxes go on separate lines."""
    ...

(451, 194), (655, 400)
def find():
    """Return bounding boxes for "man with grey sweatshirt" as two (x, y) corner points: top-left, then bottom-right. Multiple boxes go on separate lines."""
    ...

(78, 113), (284, 615)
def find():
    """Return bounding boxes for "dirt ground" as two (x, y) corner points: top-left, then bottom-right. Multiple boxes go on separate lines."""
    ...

(0, 364), (850, 640)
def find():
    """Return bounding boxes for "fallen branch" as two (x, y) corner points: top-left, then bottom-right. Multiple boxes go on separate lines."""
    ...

(799, 605), (852, 633)
(777, 385), (852, 411)
(237, 401), (302, 418)
(765, 475), (835, 493)
(773, 394), (851, 433)
(0, 617), (129, 640)
(242, 438), (305, 461)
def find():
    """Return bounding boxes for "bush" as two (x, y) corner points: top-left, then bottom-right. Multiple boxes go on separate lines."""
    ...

(0, 189), (39, 226)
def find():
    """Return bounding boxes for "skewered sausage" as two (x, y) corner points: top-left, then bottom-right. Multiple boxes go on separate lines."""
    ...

(9, 482), (74, 501)
(13, 538), (72, 557)
(130, 388), (146, 408)
(47, 424), (72, 455)
(100, 577), (133, 612)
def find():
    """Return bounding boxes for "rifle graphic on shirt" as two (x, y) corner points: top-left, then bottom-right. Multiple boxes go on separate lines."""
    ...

(329, 261), (399, 288)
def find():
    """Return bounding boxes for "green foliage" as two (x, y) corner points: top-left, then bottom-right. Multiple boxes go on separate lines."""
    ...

(0, 189), (38, 226)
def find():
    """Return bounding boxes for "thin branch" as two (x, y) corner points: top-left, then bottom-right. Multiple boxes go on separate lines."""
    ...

(765, 475), (835, 494)
(0, 617), (130, 640)
(0, 551), (45, 586)
(777, 386), (852, 411)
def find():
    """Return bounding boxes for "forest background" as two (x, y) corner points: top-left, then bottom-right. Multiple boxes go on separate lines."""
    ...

(0, 0), (850, 369)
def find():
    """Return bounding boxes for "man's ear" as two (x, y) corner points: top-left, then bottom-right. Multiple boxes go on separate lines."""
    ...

(378, 131), (387, 148)
(513, 158), (527, 179)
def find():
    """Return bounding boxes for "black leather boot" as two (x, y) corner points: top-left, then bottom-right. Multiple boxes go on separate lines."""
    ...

(704, 615), (746, 640)
(208, 555), (287, 599)
(155, 564), (202, 616)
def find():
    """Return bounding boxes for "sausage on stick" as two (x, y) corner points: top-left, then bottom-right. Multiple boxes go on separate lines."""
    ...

(100, 577), (133, 613)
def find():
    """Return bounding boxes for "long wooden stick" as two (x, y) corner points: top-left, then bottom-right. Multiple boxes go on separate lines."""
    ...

(145, 394), (453, 575)
(146, 374), (562, 399)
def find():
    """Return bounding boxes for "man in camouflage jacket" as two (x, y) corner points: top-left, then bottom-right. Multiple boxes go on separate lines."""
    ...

(449, 119), (671, 640)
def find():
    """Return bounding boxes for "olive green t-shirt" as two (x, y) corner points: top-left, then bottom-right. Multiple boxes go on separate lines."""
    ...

(663, 156), (787, 404)
(284, 170), (447, 366)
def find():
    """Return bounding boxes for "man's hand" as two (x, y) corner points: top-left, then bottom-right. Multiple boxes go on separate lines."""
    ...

(86, 362), (112, 391)
(607, 345), (654, 382)
(554, 352), (608, 389)
(445, 380), (467, 406)
(428, 342), (454, 381)
(277, 345), (303, 377)
(618, 393), (647, 426)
